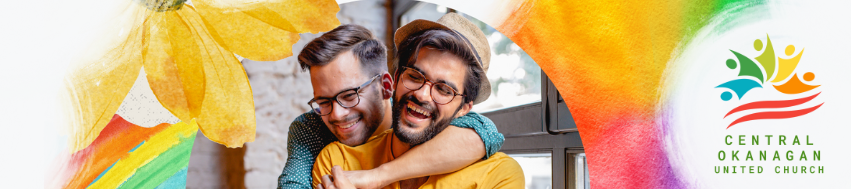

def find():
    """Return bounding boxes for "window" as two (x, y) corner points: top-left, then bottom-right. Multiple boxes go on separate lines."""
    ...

(574, 153), (590, 189)
(395, 1), (587, 188)
(463, 14), (542, 113)
(510, 153), (552, 189)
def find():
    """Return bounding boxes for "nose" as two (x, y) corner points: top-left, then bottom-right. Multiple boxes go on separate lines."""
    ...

(413, 81), (433, 104)
(328, 101), (350, 122)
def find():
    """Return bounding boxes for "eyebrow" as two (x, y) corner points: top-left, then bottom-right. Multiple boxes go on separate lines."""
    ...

(315, 74), (380, 99)
(410, 65), (461, 92)
(314, 84), (360, 100)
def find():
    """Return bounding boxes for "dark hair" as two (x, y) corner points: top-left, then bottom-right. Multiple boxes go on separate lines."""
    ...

(394, 29), (483, 104)
(298, 24), (387, 76)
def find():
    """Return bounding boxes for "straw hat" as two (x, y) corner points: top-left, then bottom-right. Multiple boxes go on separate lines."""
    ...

(393, 13), (492, 104)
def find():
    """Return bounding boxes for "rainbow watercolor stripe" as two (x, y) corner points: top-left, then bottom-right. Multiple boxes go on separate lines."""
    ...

(53, 115), (197, 189)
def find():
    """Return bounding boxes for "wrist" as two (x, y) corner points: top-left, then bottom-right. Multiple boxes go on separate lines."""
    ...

(373, 163), (396, 187)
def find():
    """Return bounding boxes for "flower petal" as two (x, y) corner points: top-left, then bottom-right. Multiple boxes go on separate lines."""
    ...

(178, 7), (256, 147)
(63, 12), (147, 153)
(191, 0), (340, 61)
(143, 11), (208, 122)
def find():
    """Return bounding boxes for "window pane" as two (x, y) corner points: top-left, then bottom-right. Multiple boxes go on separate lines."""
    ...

(461, 15), (542, 113)
(509, 153), (552, 189)
(575, 153), (590, 189)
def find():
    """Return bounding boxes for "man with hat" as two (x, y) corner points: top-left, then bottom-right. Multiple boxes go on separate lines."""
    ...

(312, 13), (524, 189)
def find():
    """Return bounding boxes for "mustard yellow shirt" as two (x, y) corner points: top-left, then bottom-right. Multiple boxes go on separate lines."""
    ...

(312, 130), (524, 189)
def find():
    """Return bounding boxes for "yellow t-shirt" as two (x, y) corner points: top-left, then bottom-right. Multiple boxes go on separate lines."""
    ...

(312, 129), (524, 189)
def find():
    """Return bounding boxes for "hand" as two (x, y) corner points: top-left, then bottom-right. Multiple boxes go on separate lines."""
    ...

(318, 165), (355, 189)
(342, 169), (386, 189)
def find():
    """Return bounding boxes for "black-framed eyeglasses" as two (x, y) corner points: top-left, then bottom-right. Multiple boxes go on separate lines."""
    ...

(308, 74), (381, 116)
(398, 66), (465, 105)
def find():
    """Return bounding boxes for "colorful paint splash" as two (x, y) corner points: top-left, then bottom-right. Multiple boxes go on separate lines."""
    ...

(473, 0), (851, 187)
(448, 0), (771, 188)
(51, 114), (197, 189)
(62, 0), (340, 153)
(716, 35), (823, 128)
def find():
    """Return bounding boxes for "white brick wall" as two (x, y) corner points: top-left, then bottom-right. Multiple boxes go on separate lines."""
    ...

(241, 33), (318, 188)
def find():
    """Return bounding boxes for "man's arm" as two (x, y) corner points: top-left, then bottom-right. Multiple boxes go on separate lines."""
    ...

(345, 112), (503, 188)
(449, 112), (504, 159)
(278, 112), (337, 189)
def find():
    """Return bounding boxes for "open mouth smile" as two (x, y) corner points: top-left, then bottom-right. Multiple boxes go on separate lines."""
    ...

(336, 118), (361, 133)
(406, 102), (432, 120)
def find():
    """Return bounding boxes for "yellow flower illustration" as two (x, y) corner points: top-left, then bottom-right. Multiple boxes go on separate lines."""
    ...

(63, 0), (339, 152)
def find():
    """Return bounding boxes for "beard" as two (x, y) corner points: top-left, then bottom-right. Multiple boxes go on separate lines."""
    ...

(332, 91), (383, 146)
(391, 93), (462, 147)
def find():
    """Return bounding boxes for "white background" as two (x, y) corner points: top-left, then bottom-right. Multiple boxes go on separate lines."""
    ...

(662, 1), (851, 187)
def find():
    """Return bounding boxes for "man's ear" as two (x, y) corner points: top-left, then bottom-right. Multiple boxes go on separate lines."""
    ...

(381, 72), (394, 99)
(455, 101), (474, 118)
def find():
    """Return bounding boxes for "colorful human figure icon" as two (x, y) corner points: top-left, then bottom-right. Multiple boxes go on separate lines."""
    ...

(720, 49), (765, 100)
(770, 45), (804, 83)
(717, 78), (762, 101)
(729, 50), (764, 83)
(773, 72), (819, 94)
(754, 35), (776, 82)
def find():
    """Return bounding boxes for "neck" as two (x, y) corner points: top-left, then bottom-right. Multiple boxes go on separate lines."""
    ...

(372, 98), (393, 138)
(391, 132), (412, 159)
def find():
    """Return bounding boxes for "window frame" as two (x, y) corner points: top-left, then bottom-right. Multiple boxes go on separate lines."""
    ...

(482, 71), (584, 189)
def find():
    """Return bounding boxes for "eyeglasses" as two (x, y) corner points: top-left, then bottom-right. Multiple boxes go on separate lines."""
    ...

(308, 74), (381, 116)
(398, 66), (465, 105)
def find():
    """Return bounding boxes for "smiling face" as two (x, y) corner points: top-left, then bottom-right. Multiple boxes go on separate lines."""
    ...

(310, 50), (383, 146)
(392, 47), (473, 146)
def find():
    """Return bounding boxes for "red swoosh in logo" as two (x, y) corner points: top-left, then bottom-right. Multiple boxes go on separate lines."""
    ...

(727, 103), (824, 129)
(724, 92), (821, 118)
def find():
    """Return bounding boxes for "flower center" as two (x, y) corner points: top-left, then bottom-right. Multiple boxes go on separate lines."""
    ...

(137, 0), (187, 12)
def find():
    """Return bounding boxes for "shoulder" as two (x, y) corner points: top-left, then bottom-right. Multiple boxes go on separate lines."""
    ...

(318, 141), (346, 156)
(451, 111), (495, 126)
(311, 141), (342, 188)
(316, 130), (392, 167)
(424, 152), (523, 189)
(487, 153), (525, 180)
(461, 111), (487, 119)
(488, 153), (522, 170)
(313, 142), (347, 177)
(316, 129), (394, 160)
(480, 153), (525, 188)
(366, 129), (393, 143)
(290, 111), (324, 131)
(288, 111), (334, 144)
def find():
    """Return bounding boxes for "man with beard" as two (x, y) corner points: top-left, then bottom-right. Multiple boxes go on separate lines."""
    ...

(279, 24), (504, 189)
(312, 13), (523, 189)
